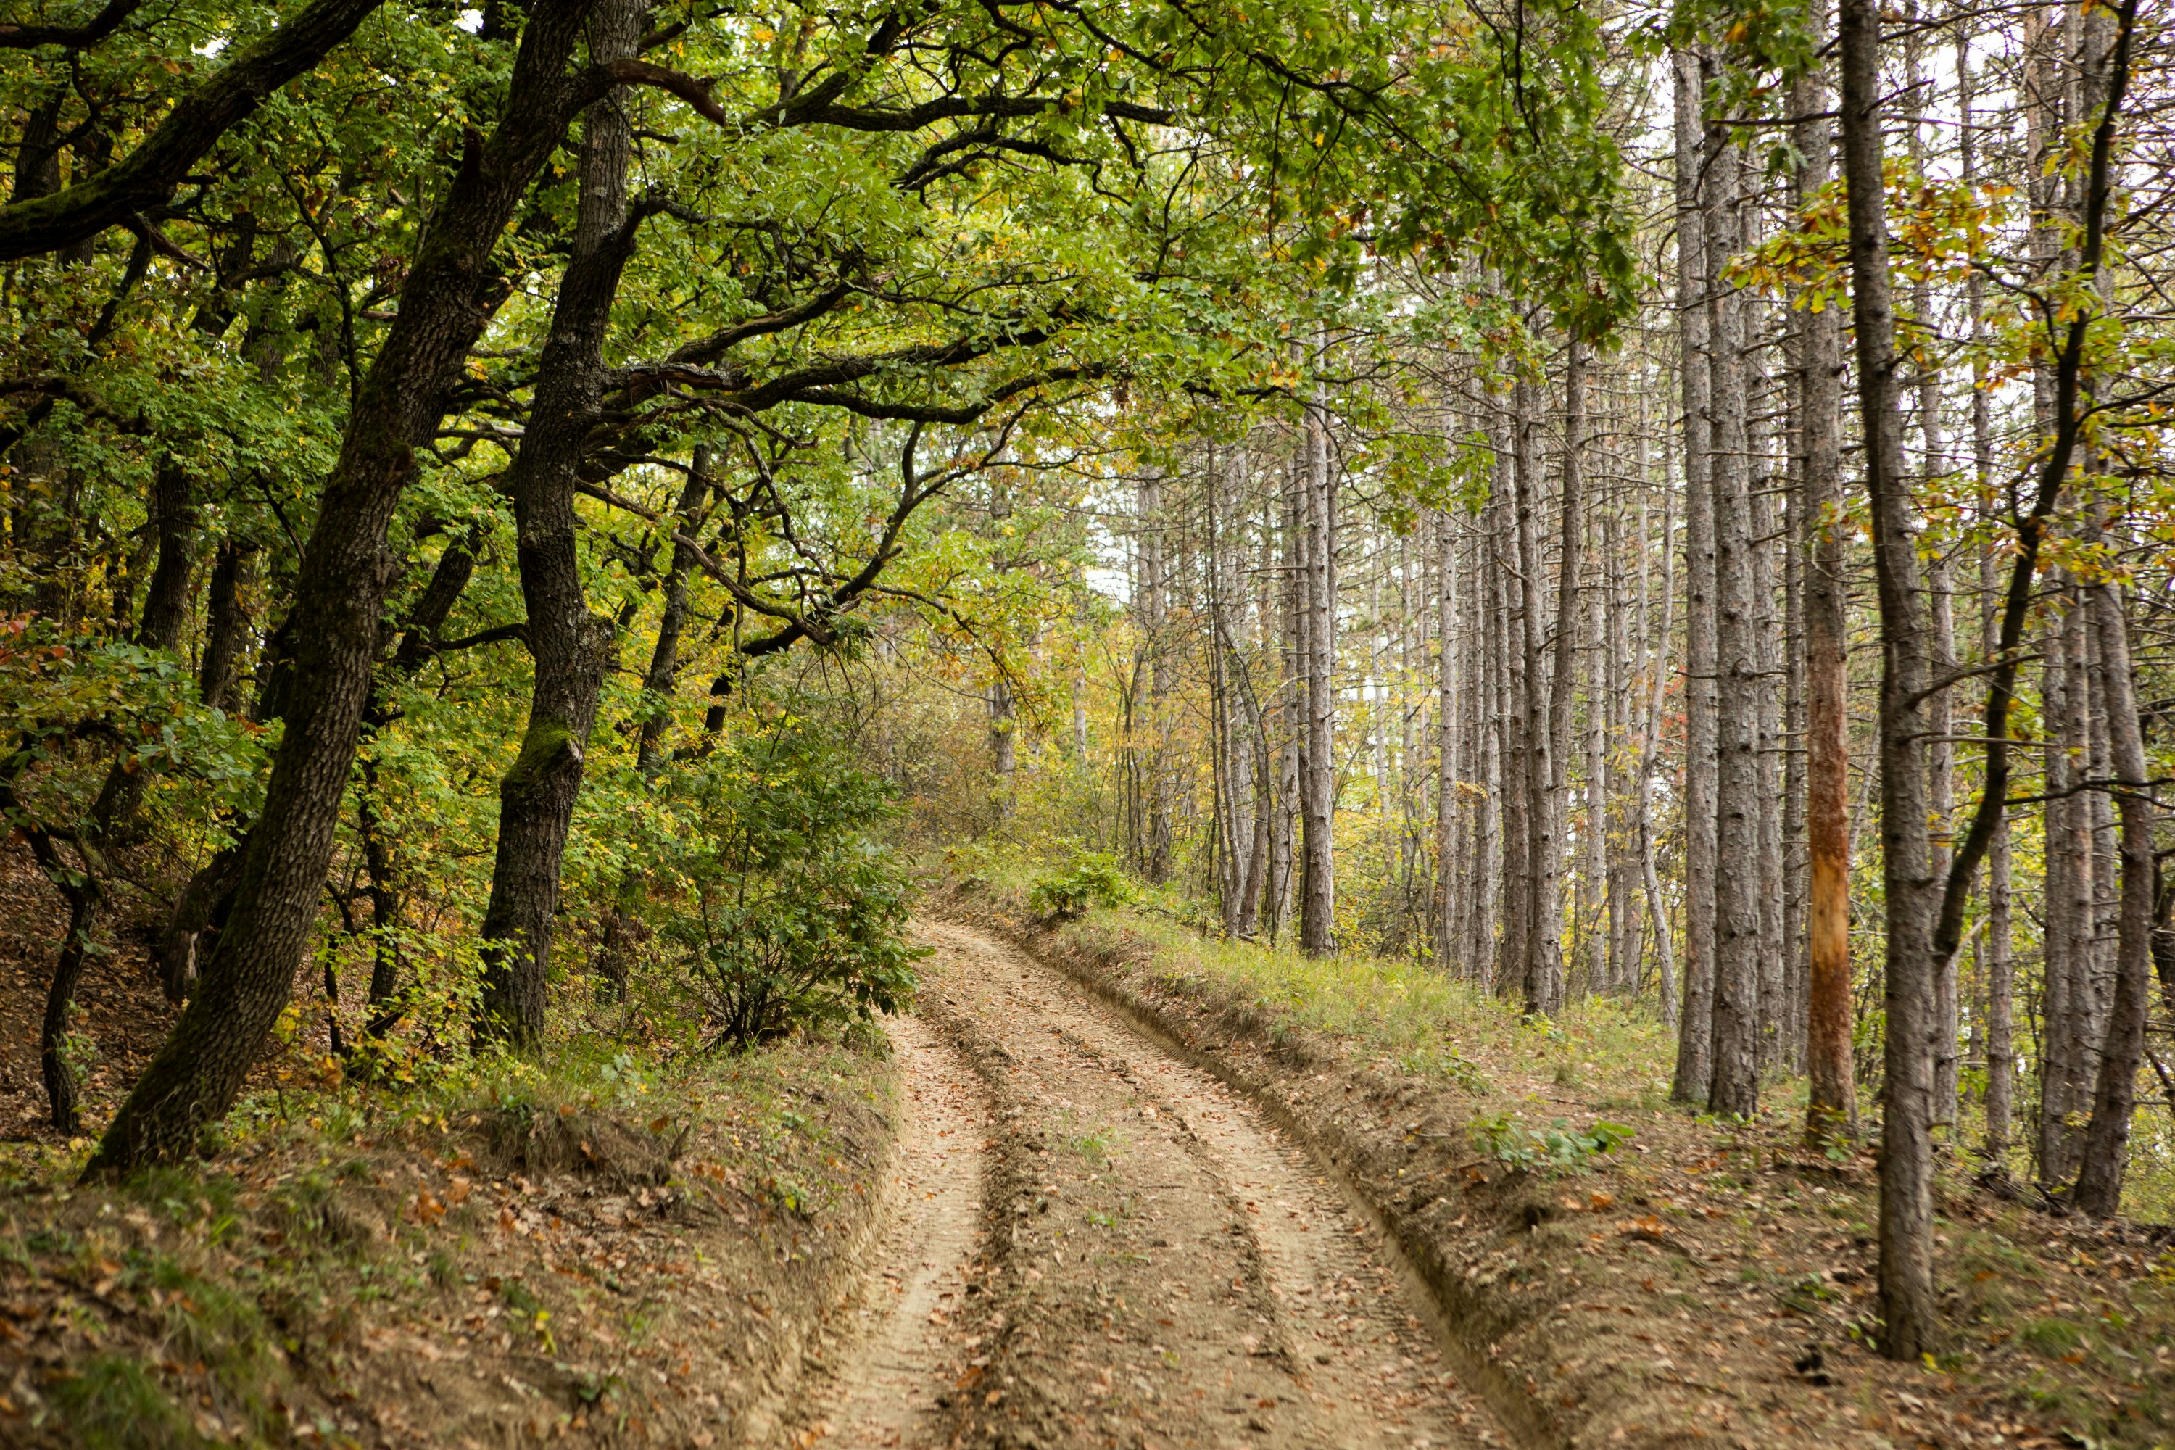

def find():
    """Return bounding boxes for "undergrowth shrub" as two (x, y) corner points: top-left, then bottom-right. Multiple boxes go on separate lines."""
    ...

(658, 719), (923, 1051)
(1468, 1112), (1635, 1175)
(1027, 849), (1133, 920)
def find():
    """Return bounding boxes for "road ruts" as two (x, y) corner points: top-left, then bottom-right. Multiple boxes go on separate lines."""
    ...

(908, 917), (1507, 1450)
(791, 1011), (992, 1449)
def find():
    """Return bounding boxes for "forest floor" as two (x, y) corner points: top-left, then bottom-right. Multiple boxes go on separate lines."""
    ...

(930, 870), (2175, 1450)
(0, 842), (901, 1449)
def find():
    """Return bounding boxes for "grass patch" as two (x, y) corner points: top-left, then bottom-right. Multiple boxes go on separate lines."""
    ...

(1080, 910), (1674, 1103)
(46, 1354), (207, 1450)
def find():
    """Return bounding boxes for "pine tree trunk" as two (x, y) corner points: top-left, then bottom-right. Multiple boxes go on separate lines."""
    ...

(1268, 461), (1300, 944)
(1838, 0), (1942, 1357)
(1638, 417), (1678, 1023)
(1553, 336), (1589, 1009)
(1298, 372), (1338, 956)
(2041, 597), (2094, 1185)
(1509, 373), (1554, 1010)
(1138, 468), (1174, 884)
(1781, 352), (1808, 1071)
(1958, 29), (2013, 1160)
(2071, 579), (2155, 1216)
(1902, 14), (1961, 1133)
(1704, 97), (1760, 1119)
(1670, 50), (1719, 1102)
(1794, 55), (1856, 1146)
(1435, 509), (1460, 970)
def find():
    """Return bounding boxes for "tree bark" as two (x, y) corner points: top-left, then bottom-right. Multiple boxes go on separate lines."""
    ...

(477, 0), (648, 1049)
(198, 539), (255, 713)
(1434, 508), (1460, 970)
(1137, 467), (1173, 883)
(1838, 0), (1942, 1358)
(1704, 100), (1760, 1118)
(1670, 49), (1719, 1103)
(1267, 455), (1301, 945)
(1638, 418), (1678, 1023)
(1541, 334), (1586, 1016)
(1793, 55), (1856, 1147)
(1298, 366), (1338, 957)
(1959, 31), (2012, 1161)
(89, 0), (601, 1173)
(2071, 578), (2154, 1216)
(1902, 15), (1959, 1133)
(2041, 597), (2094, 1185)
(1509, 372), (1553, 1008)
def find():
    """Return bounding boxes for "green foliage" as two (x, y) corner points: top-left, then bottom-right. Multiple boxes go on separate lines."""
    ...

(659, 718), (924, 1052)
(1028, 850), (1135, 920)
(0, 617), (269, 829)
(1468, 1113), (1636, 1175)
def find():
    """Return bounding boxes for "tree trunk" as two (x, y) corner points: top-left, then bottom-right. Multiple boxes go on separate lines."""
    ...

(1958, 30), (2012, 1161)
(1780, 321), (1807, 1070)
(2041, 597), (2094, 1185)
(1509, 373), (1553, 1008)
(1704, 99), (1760, 1119)
(1838, 0), (1942, 1358)
(1543, 334), (1586, 1015)
(1434, 508), (1460, 969)
(1902, 15), (1960, 1133)
(1268, 459), (1301, 945)
(1137, 468), (1173, 884)
(198, 539), (256, 712)
(1794, 55), (1855, 1147)
(89, 0), (600, 1173)
(136, 460), (199, 657)
(2071, 579), (2154, 1216)
(1470, 501), (1505, 989)
(1298, 368), (1338, 957)
(1670, 49), (1719, 1103)
(1638, 417), (1678, 1023)
(476, 0), (648, 1048)
(989, 676), (1017, 794)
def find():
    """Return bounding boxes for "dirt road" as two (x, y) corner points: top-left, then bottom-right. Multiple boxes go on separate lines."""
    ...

(797, 919), (1507, 1450)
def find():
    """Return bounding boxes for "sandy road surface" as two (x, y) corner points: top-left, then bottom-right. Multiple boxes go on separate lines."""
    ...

(790, 1011), (992, 1448)
(798, 919), (1506, 1450)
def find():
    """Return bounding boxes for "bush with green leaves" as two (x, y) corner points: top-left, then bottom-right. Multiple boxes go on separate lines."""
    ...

(1027, 850), (1133, 921)
(1470, 1112), (1634, 1175)
(659, 720), (923, 1052)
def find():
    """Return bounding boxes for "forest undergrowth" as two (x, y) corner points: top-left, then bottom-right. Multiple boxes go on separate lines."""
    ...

(0, 839), (899, 1449)
(936, 847), (2175, 1450)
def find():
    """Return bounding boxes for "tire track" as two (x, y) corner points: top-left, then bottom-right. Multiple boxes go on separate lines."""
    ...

(791, 1012), (991, 1448)
(914, 917), (1507, 1450)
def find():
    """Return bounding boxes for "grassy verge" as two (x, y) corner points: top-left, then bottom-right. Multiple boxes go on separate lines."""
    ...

(937, 867), (2175, 1450)
(0, 1033), (897, 1448)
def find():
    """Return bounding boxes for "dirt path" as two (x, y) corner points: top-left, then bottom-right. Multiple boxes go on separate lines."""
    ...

(793, 1011), (992, 1448)
(804, 918), (1507, 1450)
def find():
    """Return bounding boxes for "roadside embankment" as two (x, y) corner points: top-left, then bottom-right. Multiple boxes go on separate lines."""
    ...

(0, 1036), (898, 1448)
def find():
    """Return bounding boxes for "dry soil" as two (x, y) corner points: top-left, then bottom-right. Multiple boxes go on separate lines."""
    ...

(795, 918), (1508, 1450)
